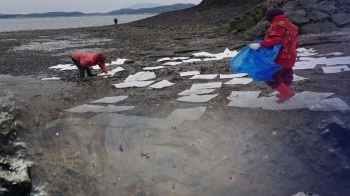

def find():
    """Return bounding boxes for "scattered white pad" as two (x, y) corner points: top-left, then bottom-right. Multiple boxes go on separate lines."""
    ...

(60, 66), (78, 71)
(293, 61), (317, 70)
(227, 91), (261, 100)
(203, 57), (224, 61)
(64, 104), (134, 113)
(90, 96), (128, 104)
(322, 65), (350, 73)
(124, 72), (156, 82)
(193, 48), (238, 59)
(190, 82), (222, 90)
(157, 57), (171, 62)
(110, 59), (128, 65)
(92, 63), (110, 70)
(143, 66), (165, 70)
(41, 77), (61, 81)
(192, 51), (216, 58)
(224, 78), (253, 85)
(320, 52), (344, 56)
(182, 59), (202, 63)
(189, 74), (218, 80)
(293, 74), (309, 81)
(98, 67), (124, 78)
(309, 98), (350, 111)
(148, 80), (174, 89)
(113, 81), (155, 88)
(178, 89), (216, 96)
(214, 48), (239, 58)
(99, 105), (135, 113)
(177, 94), (219, 103)
(173, 57), (190, 60)
(48, 64), (72, 69)
(64, 104), (105, 113)
(163, 62), (182, 66)
(297, 48), (318, 56)
(220, 73), (248, 79)
(324, 57), (350, 66)
(180, 71), (200, 77)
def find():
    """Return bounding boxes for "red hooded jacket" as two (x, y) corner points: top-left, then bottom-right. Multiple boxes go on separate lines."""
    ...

(260, 15), (299, 68)
(71, 52), (108, 73)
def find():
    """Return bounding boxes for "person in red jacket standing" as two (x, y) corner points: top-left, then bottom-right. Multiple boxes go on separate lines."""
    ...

(249, 7), (299, 103)
(71, 52), (112, 78)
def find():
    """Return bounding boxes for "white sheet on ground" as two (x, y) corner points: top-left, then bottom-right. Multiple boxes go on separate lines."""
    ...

(192, 51), (216, 58)
(309, 98), (350, 111)
(124, 72), (156, 82)
(180, 71), (200, 76)
(157, 57), (171, 62)
(293, 74), (309, 81)
(190, 82), (222, 90)
(110, 59), (128, 65)
(41, 77), (61, 81)
(224, 78), (253, 85)
(163, 62), (182, 66)
(293, 61), (317, 70)
(203, 57), (224, 61)
(148, 80), (174, 89)
(182, 59), (202, 63)
(92, 63), (110, 70)
(64, 104), (105, 113)
(98, 67), (124, 78)
(189, 74), (218, 79)
(143, 66), (165, 70)
(178, 89), (216, 96)
(90, 96), (128, 104)
(65, 104), (134, 113)
(227, 91), (261, 100)
(220, 73), (248, 79)
(48, 64), (73, 69)
(177, 94), (218, 103)
(322, 65), (350, 73)
(113, 81), (155, 88)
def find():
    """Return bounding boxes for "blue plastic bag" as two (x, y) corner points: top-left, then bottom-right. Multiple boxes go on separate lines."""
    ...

(230, 40), (282, 82)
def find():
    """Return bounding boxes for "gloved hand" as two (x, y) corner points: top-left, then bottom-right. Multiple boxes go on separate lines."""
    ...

(105, 73), (112, 78)
(249, 43), (261, 50)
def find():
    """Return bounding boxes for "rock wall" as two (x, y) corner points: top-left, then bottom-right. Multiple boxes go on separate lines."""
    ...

(284, 0), (350, 34)
(229, 0), (292, 32)
(233, 0), (350, 39)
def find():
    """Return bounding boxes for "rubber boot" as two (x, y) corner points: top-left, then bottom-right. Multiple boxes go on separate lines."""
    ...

(275, 83), (295, 103)
(86, 68), (97, 77)
(79, 69), (85, 78)
(276, 84), (291, 98)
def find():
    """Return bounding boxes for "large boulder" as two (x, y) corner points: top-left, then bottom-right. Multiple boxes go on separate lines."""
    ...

(331, 12), (350, 27)
(300, 21), (338, 34)
(307, 10), (330, 22)
(305, 4), (338, 15)
(286, 10), (310, 25)
(242, 21), (269, 40)
(282, 1), (300, 12)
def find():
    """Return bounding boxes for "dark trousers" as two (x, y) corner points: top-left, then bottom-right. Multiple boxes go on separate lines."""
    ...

(71, 58), (88, 71)
(71, 58), (94, 78)
(266, 68), (293, 89)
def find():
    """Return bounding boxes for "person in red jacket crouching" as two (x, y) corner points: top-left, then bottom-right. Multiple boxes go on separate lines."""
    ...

(249, 7), (299, 103)
(71, 52), (112, 78)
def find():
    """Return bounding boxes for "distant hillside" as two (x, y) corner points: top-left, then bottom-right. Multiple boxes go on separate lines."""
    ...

(125, 3), (163, 9)
(0, 12), (86, 19)
(108, 3), (195, 15)
(0, 3), (195, 19)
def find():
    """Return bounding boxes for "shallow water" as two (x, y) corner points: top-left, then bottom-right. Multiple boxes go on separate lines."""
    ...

(26, 106), (350, 196)
(0, 15), (155, 32)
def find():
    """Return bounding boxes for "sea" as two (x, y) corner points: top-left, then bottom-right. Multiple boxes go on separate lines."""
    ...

(0, 14), (155, 32)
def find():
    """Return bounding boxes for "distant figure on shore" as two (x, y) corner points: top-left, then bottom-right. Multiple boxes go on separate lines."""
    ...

(114, 18), (118, 26)
(71, 52), (112, 78)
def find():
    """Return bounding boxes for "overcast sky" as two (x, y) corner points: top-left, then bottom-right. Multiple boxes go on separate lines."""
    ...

(0, 0), (202, 14)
